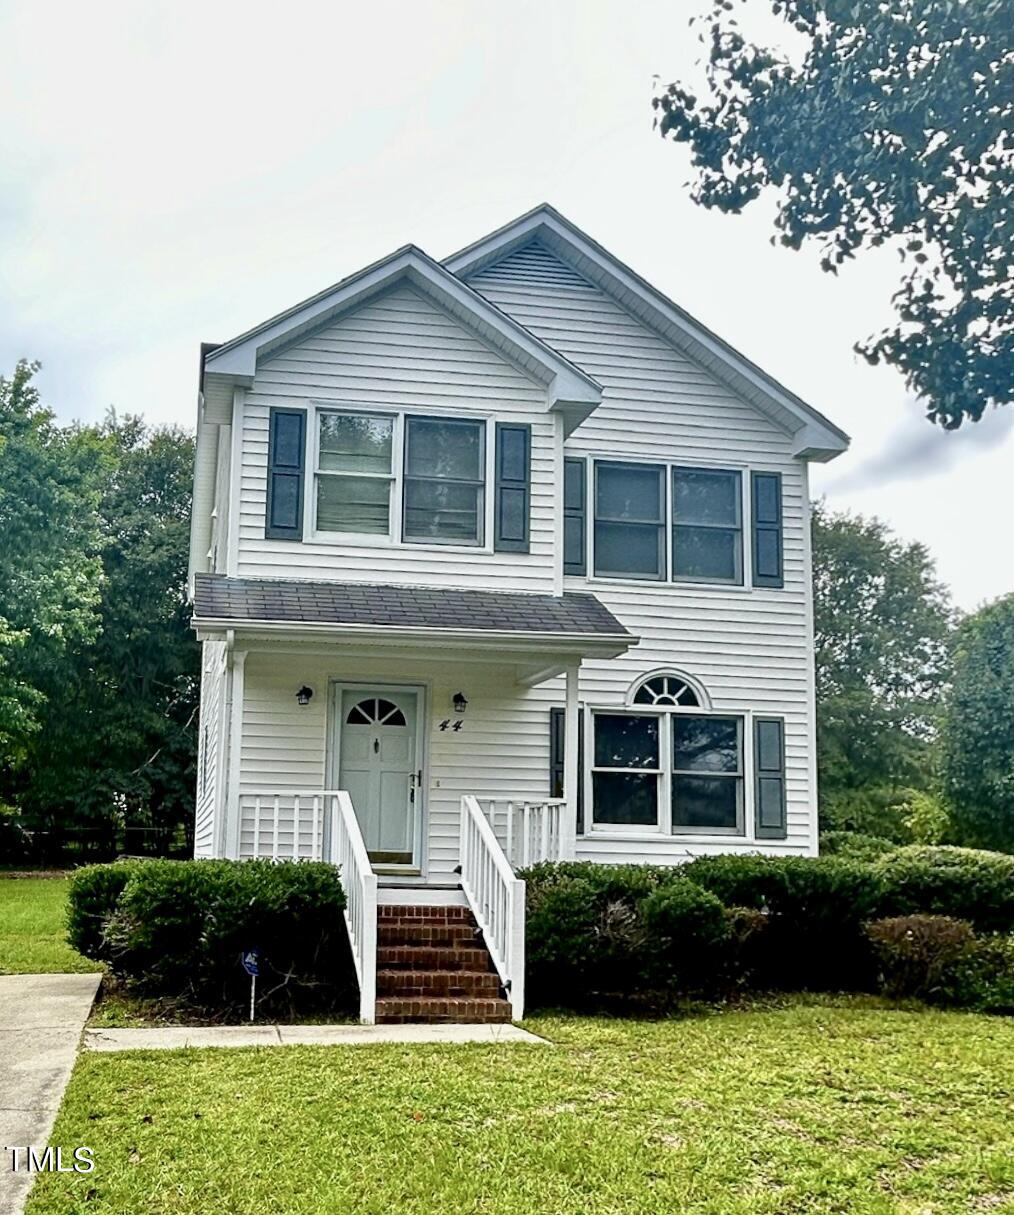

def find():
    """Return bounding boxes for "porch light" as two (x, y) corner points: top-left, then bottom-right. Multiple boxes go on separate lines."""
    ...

(453, 691), (468, 715)
(296, 685), (314, 707)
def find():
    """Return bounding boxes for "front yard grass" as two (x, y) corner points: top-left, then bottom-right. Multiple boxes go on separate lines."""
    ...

(28, 1004), (1014, 1215)
(0, 875), (101, 975)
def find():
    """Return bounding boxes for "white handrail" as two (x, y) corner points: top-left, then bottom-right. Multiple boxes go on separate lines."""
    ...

(326, 791), (378, 1024)
(482, 798), (569, 869)
(460, 795), (526, 1019)
(240, 789), (376, 1024)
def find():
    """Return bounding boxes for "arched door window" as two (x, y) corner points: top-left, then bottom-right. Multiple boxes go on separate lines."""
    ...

(345, 697), (407, 727)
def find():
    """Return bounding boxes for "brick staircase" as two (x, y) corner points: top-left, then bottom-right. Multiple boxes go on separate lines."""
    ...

(375, 903), (513, 1024)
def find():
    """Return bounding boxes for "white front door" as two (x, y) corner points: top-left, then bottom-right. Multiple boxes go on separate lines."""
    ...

(337, 688), (420, 867)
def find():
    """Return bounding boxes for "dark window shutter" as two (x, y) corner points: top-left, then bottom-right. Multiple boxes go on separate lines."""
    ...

(550, 706), (585, 833)
(563, 457), (587, 576)
(266, 408), (306, 540)
(754, 717), (787, 839)
(751, 471), (783, 587)
(494, 423), (531, 552)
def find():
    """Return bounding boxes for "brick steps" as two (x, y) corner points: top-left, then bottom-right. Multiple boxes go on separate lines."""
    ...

(374, 903), (512, 1024)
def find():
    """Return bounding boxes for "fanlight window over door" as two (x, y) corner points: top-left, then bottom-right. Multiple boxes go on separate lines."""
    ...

(632, 675), (700, 707)
(345, 697), (407, 727)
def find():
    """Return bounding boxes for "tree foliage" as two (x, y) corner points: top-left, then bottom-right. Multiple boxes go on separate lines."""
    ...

(0, 363), (197, 856)
(941, 594), (1014, 852)
(653, 0), (1012, 428)
(811, 503), (953, 829)
(0, 361), (104, 767)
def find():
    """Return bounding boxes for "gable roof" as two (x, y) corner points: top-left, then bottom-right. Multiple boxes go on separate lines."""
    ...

(201, 242), (601, 435)
(444, 204), (849, 462)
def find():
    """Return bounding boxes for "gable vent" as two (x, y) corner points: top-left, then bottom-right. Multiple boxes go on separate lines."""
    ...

(469, 240), (594, 290)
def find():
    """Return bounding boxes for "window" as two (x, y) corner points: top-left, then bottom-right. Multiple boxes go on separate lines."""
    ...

(403, 416), (485, 545)
(593, 462), (665, 580)
(591, 713), (660, 827)
(345, 697), (406, 727)
(316, 412), (394, 535)
(672, 467), (742, 584)
(589, 674), (747, 837)
(671, 715), (744, 833)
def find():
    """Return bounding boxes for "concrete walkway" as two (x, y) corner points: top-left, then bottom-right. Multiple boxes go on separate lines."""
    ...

(85, 1021), (547, 1051)
(0, 973), (101, 1215)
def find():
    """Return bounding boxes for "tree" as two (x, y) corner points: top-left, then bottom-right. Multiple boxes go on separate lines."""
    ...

(652, 0), (1012, 428)
(941, 594), (1014, 852)
(811, 503), (953, 832)
(15, 414), (199, 855)
(0, 361), (104, 772)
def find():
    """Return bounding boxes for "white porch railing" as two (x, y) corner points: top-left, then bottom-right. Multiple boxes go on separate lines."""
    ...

(459, 795), (526, 1019)
(480, 798), (569, 869)
(239, 789), (377, 1024)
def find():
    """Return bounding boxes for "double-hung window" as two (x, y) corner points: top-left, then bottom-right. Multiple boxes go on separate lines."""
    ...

(593, 462), (666, 580)
(590, 706), (745, 836)
(403, 416), (485, 546)
(316, 411), (395, 535)
(672, 467), (743, 584)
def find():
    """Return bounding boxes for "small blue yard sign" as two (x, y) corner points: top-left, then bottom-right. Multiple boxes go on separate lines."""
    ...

(241, 949), (259, 977)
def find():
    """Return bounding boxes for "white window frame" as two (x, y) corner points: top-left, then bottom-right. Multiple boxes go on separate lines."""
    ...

(566, 452), (755, 590)
(587, 702), (749, 839)
(313, 407), (398, 540)
(306, 403), (496, 553)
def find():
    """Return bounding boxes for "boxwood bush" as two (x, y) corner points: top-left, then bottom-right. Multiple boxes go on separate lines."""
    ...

(69, 859), (357, 1019)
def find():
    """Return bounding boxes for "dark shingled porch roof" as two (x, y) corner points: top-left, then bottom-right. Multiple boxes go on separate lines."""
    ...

(193, 574), (631, 638)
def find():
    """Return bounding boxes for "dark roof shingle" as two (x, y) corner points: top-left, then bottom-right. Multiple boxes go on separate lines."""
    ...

(193, 574), (630, 638)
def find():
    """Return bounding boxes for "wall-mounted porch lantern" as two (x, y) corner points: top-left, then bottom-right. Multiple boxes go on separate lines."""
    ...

(452, 691), (468, 715)
(296, 685), (314, 707)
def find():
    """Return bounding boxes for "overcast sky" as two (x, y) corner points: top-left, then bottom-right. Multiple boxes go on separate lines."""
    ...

(2, 0), (1010, 610)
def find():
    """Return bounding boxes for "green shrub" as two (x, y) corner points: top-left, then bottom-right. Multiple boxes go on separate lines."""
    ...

(947, 934), (1014, 1013)
(67, 860), (148, 959)
(820, 830), (898, 861)
(681, 854), (882, 989)
(866, 915), (976, 999)
(639, 882), (729, 991)
(874, 846), (1014, 933)
(71, 859), (356, 1018)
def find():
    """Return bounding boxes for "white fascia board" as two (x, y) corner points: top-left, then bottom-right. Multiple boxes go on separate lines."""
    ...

(202, 244), (601, 415)
(444, 205), (850, 462)
(192, 617), (636, 659)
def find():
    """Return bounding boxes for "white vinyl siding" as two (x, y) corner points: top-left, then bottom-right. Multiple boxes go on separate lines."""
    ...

(194, 639), (228, 857)
(468, 241), (816, 858)
(233, 285), (557, 593)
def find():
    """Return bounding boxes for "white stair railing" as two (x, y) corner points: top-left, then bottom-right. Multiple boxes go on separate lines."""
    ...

(459, 795), (526, 1019)
(482, 798), (569, 869)
(240, 789), (377, 1024)
(325, 792), (378, 1025)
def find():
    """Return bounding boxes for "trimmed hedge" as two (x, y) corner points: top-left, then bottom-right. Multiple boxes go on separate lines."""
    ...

(69, 859), (357, 1019)
(820, 830), (898, 861)
(521, 847), (1014, 1012)
(874, 846), (1014, 933)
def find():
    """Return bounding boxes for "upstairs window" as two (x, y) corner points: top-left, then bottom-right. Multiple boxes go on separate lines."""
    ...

(593, 462), (666, 580)
(316, 412), (394, 535)
(403, 416), (485, 546)
(672, 467), (743, 584)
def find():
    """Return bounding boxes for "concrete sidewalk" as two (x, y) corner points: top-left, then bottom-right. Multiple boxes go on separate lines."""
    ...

(0, 973), (101, 1215)
(84, 1021), (548, 1051)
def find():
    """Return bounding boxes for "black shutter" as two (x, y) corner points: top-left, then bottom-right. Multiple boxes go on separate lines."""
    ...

(265, 408), (306, 540)
(550, 706), (585, 833)
(563, 457), (587, 576)
(751, 471), (783, 587)
(494, 423), (531, 553)
(754, 716), (787, 839)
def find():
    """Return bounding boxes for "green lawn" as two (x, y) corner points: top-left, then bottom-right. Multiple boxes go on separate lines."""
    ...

(0, 875), (101, 974)
(27, 1005), (1014, 1215)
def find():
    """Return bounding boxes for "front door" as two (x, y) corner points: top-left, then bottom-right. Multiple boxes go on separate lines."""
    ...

(337, 687), (420, 868)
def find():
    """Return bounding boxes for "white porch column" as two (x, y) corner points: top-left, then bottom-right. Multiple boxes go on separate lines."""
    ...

(224, 648), (247, 859)
(563, 659), (581, 860)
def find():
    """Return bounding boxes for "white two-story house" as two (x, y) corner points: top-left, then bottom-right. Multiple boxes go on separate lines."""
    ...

(188, 205), (849, 1022)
